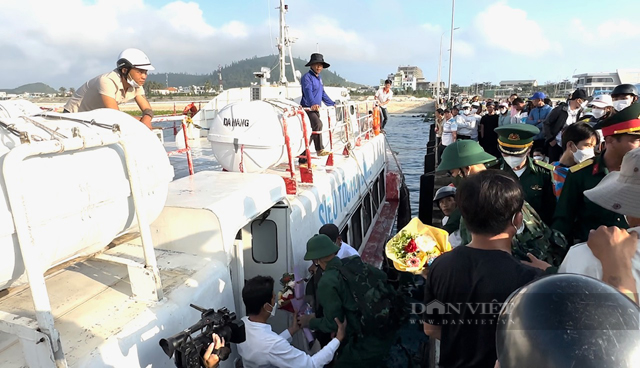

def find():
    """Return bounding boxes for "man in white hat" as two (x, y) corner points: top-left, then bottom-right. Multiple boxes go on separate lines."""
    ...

(457, 103), (476, 140)
(64, 48), (155, 128)
(558, 147), (640, 298)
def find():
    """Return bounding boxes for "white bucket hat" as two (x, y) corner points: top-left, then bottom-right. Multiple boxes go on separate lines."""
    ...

(584, 147), (640, 218)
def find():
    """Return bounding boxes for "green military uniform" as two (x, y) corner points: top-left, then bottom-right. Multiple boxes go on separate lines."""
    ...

(438, 140), (568, 266)
(552, 154), (628, 243)
(495, 124), (556, 225)
(552, 102), (640, 244)
(304, 235), (394, 367)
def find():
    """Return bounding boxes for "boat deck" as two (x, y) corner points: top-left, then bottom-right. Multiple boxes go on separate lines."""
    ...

(0, 241), (236, 367)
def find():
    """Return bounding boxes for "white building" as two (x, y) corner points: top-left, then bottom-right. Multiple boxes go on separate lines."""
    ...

(573, 69), (640, 95)
(499, 80), (538, 88)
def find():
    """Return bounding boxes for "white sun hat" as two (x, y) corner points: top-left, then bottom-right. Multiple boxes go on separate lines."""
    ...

(589, 94), (613, 108)
(584, 147), (640, 218)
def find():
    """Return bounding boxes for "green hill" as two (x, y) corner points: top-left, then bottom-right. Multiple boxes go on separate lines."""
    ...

(0, 82), (58, 94)
(146, 55), (362, 89)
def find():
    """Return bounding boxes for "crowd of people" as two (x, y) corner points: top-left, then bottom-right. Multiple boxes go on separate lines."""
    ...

(428, 84), (640, 367)
(205, 86), (640, 368)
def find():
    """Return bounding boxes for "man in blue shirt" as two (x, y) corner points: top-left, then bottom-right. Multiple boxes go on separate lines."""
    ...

(300, 53), (334, 159)
(526, 92), (552, 152)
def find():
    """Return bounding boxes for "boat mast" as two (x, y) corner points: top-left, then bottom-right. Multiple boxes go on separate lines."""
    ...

(278, 0), (288, 84)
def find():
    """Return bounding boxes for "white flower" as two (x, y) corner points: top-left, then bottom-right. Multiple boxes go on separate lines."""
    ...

(415, 234), (437, 253)
(287, 280), (296, 288)
(282, 290), (294, 299)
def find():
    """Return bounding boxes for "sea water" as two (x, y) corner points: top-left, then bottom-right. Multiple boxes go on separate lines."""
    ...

(384, 114), (431, 218)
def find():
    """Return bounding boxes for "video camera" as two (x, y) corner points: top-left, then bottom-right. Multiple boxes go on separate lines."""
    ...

(160, 304), (246, 368)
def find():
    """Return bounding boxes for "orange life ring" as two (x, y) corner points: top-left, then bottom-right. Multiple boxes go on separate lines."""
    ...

(372, 107), (381, 136)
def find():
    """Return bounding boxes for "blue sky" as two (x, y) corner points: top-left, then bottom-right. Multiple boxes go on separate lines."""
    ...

(2, 0), (640, 89)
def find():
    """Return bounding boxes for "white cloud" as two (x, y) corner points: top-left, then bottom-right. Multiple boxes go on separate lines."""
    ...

(472, 2), (552, 56)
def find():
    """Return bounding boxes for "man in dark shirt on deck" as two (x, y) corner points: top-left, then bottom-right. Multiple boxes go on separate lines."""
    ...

(300, 53), (334, 160)
(423, 170), (542, 368)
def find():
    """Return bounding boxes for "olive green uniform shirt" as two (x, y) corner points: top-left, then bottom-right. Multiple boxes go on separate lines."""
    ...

(552, 153), (629, 244)
(308, 257), (394, 367)
(498, 157), (556, 226)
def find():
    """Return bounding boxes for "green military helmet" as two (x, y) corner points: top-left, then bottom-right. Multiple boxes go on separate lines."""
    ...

(437, 140), (496, 172)
(594, 100), (640, 136)
(304, 234), (340, 260)
(495, 124), (540, 155)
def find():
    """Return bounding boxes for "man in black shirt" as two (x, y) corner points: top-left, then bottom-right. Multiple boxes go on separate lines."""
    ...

(423, 170), (543, 368)
(478, 101), (500, 157)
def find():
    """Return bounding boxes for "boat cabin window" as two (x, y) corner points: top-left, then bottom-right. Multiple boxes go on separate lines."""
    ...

(363, 192), (372, 234)
(340, 224), (349, 244)
(251, 220), (278, 264)
(372, 179), (380, 212)
(351, 204), (363, 250)
(379, 171), (386, 202)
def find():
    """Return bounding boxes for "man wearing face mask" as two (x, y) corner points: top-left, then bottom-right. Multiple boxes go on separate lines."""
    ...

(497, 102), (511, 127)
(495, 124), (556, 226)
(451, 105), (470, 140)
(543, 88), (588, 163)
(552, 102), (640, 244)
(64, 48), (155, 129)
(457, 103), (477, 140)
(436, 140), (567, 267)
(237, 275), (345, 368)
(550, 122), (598, 200)
(611, 84), (638, 113)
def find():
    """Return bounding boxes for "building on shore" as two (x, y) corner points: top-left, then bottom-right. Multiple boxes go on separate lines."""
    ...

(382, 66), (428, 92)
(499, 79), (538, 88)
(573, 69), (640, 95)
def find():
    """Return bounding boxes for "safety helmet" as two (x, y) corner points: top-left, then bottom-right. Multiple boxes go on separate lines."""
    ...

(611, 83), (638, 97)
(437, 140), (496, 172)
(496, 274), (640, 368)
(433, 185), (456, 204)
(116, 48), (155, 75)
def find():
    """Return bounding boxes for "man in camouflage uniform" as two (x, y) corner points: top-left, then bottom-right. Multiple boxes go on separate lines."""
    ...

(437, 140), (567, 267)
(298, 234), (395, 368)
(495, 124), (556, 226)
(552, 102), (640, 244)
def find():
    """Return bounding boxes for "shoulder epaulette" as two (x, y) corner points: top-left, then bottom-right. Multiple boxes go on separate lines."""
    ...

(569, 159), (595, 173)
(534, 160), (554, 171)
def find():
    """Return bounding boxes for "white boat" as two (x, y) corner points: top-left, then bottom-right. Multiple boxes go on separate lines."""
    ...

(0, 1), (408, 367)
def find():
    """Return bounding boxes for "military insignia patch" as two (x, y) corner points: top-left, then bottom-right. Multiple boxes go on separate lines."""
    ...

(508, 133), (520, 140)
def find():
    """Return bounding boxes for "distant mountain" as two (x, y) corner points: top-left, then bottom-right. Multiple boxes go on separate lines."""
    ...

(0, 82), (58, 94)
(146, 55), (362, 89)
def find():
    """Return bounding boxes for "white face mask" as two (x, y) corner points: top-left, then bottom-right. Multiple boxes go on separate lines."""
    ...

(127, 72), (140, 89)
(266, 302), (277, 318)
(504, 155), (526, 169)
(572, 147), (595, 163)
(591, 108), (605, 119)
(512, 213), (525, 235)
(533, 155), (544, 161)
(613, 99), (632, 112)
(463, 109), (471, 115)
(499, 108), (507, 115)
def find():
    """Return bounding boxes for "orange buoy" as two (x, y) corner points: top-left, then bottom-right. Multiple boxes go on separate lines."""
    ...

(372, 107), (381, 136)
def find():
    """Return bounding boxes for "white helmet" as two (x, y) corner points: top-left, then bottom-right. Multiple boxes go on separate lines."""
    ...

(116, 48), (155, 73)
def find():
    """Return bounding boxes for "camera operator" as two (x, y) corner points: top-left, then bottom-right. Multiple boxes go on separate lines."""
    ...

(237, 275), (346, 368)
(203, 333), (225, 368)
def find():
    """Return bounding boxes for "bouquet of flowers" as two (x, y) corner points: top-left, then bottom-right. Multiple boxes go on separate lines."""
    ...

(277, 273), (296, 313)
(385, 217), (452, 274)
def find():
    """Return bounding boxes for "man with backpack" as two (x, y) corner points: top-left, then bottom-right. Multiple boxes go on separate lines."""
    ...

(299, 234), (398, 368)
